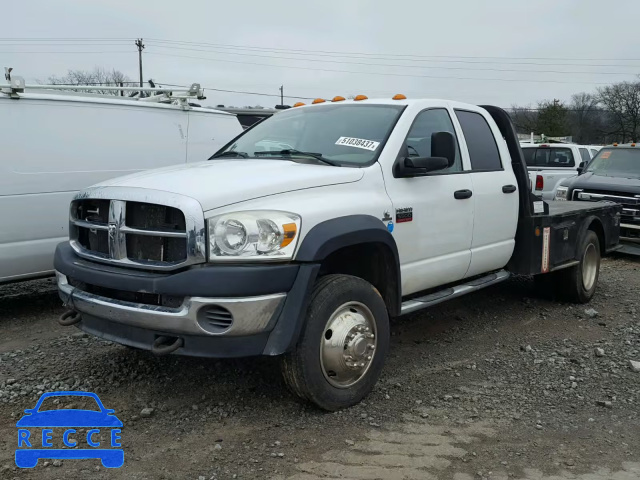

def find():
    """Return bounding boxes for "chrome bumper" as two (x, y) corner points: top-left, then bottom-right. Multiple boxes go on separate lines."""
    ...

(56, 272), (286, 336)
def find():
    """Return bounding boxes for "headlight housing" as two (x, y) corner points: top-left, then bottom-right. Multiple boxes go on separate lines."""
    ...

(555, 186), (569, 201)
(207, 211), (300, 261)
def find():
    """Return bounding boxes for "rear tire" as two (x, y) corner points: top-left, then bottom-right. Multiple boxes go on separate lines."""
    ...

(557, 230), (601, 303)
(280, 274), (390, 411)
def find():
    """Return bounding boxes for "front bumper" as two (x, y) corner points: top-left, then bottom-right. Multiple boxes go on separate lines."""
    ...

(54, 242), (319, 357)
(57, 273), (286, 337)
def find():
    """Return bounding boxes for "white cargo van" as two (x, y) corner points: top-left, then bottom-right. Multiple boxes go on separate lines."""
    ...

(0, 78), (243, 283)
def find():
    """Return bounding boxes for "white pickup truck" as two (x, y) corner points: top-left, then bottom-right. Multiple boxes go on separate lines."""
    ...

(523, 143), (594, 200)
(54, 97), (620, 410)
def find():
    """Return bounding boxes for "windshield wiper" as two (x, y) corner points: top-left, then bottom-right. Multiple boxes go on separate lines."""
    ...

(209, 151), (249, 159)
(254, 149), (340, 166)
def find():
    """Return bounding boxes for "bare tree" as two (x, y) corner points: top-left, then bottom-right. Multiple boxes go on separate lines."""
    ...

(565, 92), (613, 144)
(509, 104), (538, 134)
(597, 80), (640, 143)
(45, 67), (134, 96)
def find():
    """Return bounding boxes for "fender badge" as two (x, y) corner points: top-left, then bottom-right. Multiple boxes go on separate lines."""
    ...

(396, 207), (413, 223)
(381, 211), (392, 222)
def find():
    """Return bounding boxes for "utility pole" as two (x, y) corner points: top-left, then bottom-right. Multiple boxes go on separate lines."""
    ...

(279, 85), (284, 106)
(135, 38), (145, 93)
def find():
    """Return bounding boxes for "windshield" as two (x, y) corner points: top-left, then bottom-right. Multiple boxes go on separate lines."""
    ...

(522, 147), (576, 167)
(586, 148), (640, 178)
(212, 104), (405, 166)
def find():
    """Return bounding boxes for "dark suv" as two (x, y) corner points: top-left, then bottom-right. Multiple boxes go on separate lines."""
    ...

(555, 144), (640, 254)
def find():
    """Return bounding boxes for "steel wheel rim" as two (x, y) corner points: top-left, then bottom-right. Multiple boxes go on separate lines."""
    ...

(582, 243), (598, 291)
(320, 301), (378, 389)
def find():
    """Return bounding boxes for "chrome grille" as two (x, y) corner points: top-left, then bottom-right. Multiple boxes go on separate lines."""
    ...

(573, 190), (640, 223)
(573, 189), (640, 240)
(69, 188), (206, 271)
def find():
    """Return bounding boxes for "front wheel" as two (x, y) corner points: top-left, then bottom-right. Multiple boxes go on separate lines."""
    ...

(280, 274), (390, 411)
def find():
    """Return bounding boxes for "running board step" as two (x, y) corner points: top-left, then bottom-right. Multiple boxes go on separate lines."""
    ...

(400, 270), (510, 315)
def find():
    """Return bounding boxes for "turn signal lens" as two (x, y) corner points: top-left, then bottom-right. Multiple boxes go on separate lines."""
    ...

(332, 96), (346, 102)
(392, 94), (406, 100)
(312, 98), (326, 104)
(353, 95), (368, 101)
(631, 143), (637, 147)
(280, 223), (297, 248)
(613, 143), (618, 146)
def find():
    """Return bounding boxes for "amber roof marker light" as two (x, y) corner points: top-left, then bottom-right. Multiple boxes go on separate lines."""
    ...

(392, 94), (407, 100)
(312, 98), (326, 104)
(353, 95), (368, 101)
(332, 96), (346, 102)
(293, 102), (305, 107)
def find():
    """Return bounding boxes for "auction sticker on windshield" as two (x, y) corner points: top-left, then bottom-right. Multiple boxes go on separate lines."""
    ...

(335, 137), (380, 151)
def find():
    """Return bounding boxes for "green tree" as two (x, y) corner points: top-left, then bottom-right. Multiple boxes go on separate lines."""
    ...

(536, 99), (568, 137)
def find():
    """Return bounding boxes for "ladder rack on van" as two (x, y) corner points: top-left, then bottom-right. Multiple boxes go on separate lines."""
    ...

(0, 75), (205, 107)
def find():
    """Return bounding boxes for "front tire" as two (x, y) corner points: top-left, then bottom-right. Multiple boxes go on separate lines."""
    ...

(281, 274), (390, 411)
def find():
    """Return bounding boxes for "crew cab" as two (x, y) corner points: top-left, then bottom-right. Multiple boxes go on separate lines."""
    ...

(555, 143), (640, 254)
(54, 96), (621, 411)
(523, 143), (594, 200)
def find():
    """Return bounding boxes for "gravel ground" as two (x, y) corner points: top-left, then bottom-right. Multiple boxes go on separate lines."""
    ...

(0, 256), (639, 479)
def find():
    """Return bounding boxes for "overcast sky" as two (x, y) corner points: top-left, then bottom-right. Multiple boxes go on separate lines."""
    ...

(3, 0), (639, 109)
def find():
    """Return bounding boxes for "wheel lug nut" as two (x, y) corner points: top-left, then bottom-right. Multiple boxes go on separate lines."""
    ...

(368, 344), (375, 350)
(367, 355), (372, 361)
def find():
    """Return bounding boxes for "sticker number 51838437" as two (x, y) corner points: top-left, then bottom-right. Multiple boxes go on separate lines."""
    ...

(335, 137), (380, 152)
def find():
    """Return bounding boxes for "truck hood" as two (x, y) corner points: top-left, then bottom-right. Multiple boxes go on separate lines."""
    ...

(568, 172), (640, 195)
(93, 159), (364, 211)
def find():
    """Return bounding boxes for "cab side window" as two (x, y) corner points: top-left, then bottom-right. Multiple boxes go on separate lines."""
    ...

(405, 109), (462, 173)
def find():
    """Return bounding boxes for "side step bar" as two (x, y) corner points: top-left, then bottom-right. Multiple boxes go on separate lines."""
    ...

(400, 270), (510, 315)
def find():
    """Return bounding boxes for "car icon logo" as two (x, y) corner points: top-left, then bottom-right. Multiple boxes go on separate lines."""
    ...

(15, 391), (124, 468)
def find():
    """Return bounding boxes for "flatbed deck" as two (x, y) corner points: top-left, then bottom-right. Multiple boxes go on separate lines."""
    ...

(547, 200), (618, 216)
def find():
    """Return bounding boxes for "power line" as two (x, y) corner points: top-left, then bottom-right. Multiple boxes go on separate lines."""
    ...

(4, 37), (640, 63)
(143, 44), (639, 76)
(145, 38), (640, 63)
(159, 83), (314, 100)
(0, 50), (132, 54)
(146, 52), (615, 85)
(145, 42), (640, 69)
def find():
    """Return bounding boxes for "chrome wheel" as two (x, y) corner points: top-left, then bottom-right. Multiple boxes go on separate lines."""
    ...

(320, 301), (377, 389)
(582, 243), (598, 291)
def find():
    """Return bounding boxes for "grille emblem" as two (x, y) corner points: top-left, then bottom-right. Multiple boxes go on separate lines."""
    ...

(107, 200), (127, 260)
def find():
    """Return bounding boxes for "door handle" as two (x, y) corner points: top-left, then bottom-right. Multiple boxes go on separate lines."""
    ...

(454, 189), (473, 200)
(502, 184), (517, 193)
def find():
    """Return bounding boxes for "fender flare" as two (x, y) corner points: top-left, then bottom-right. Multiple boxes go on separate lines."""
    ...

(297, 215), (401, 315)
(262, 215), (401, 356)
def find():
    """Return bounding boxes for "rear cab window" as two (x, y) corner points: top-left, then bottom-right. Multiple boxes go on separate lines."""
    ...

(454, 110), (502, 171)
(522, 146), (576, 168)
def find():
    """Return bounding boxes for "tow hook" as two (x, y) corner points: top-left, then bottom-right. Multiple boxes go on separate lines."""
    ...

(58, 309), (82, 326)
(151, 336), (184, 355)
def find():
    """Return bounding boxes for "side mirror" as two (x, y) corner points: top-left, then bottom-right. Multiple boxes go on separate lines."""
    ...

(577, 161), (586, 175)
(404, 156), (450, 172)
(431, 131), (456, 167)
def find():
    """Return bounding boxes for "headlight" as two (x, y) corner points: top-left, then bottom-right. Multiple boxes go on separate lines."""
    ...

(207, 211), (300, 261)
(555, 186), (568, 201)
